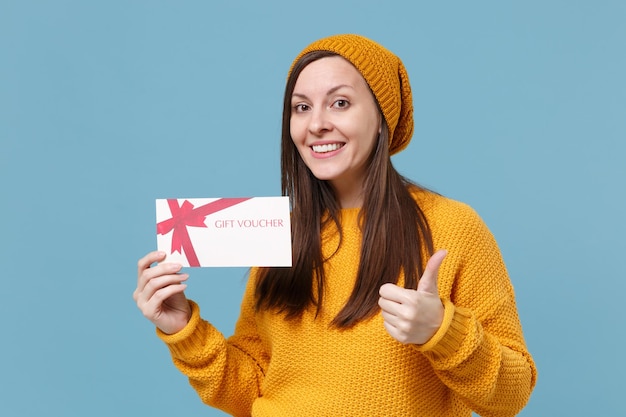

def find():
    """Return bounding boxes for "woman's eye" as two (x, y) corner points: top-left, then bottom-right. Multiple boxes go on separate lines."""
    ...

(334, 99), (349, 109)
(294, 104), (310, 112)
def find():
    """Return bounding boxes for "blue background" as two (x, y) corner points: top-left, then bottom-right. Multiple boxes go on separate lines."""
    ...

(2, 1), (625, 415)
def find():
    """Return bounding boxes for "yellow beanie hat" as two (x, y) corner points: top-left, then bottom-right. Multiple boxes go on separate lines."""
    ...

(290, 34), (414, 155)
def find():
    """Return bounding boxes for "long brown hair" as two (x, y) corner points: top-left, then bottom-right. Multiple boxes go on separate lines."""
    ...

(255, 51), (434, 328)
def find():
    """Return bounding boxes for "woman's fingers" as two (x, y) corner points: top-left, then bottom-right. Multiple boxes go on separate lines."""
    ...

(136, 252), (180, 294)
(137, 250), (166, 276)
(134, 250), (192, 334)
(140, 281), (188, 321)
(136, 269), (187, 306)
(134, 251), (185, 313)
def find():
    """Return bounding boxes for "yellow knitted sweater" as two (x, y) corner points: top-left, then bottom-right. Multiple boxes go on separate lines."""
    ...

(158, 190), (537, 416)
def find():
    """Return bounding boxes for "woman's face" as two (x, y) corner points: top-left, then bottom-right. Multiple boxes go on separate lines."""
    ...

(290, 56), (381, 198)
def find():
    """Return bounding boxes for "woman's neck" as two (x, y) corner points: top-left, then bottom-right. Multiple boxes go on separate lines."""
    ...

(330, 178), (364, 209)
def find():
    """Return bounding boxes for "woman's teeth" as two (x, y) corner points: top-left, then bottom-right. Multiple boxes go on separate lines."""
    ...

(312, 143), (342, 153)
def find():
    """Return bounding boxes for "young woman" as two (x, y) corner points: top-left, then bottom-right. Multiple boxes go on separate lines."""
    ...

(134, 34), (537, 416)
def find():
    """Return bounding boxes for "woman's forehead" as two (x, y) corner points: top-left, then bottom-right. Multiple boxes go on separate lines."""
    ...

(293, 56), (368, 93)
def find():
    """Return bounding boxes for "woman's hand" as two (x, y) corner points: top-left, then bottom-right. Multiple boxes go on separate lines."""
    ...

(133, 251), (192, 335)
(378, 250), (447, 345)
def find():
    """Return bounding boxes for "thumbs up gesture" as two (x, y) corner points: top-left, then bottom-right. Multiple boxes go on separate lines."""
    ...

(378, 250), (448, 345)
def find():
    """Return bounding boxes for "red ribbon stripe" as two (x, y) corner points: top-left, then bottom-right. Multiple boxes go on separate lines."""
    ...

(156, 198), (251, 267)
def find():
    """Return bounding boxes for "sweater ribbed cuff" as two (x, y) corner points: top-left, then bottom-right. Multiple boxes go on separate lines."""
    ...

(156, 300), (208, 360)
(414, 300), (472, 361)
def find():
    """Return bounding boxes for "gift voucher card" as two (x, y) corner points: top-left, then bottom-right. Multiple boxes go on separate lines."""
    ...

(156, 197), (292, 267)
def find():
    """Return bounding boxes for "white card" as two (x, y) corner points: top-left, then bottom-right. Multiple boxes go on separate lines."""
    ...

(156, 197), (292, 267)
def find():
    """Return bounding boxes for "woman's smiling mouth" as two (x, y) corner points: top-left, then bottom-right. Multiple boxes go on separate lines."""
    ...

(312, 143), (344, 153)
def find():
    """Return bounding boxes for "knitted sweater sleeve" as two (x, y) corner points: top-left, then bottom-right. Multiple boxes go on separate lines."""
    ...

(415, 201), (537, 417)
(157, 272), (267, 417)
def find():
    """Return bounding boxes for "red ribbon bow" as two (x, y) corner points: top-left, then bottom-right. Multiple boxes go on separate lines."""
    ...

(156, 198), (251, 267)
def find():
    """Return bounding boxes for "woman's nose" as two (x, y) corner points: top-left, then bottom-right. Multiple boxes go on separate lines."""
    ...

(308, 108), (332, 135)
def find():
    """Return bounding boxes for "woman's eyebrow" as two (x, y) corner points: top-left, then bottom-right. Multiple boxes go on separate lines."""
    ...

(292, 84), (354, 100)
